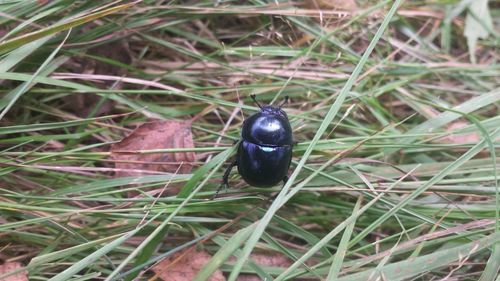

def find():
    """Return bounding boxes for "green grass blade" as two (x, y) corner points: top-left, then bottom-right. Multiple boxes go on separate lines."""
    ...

(194, 224), (256, 281)
(0, 2), (138, 54)
(47, 222), (152, 281)
(275, 165), (418, 281)
(326, 196), (362, 280)
(480, 245), (500, 281)
(349, 127), (500, 247)
(338, 232), (500, 281)
(104, 148), (232, 280)
(0, 29), (70, 120)
(28, 235), (120, 268)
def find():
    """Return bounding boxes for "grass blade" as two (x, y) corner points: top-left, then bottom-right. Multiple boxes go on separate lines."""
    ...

(326, 196), (363, 280)
(0, 2), (138, 54)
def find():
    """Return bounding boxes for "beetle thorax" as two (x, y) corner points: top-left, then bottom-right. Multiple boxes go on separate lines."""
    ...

(241, 109), (293, 146)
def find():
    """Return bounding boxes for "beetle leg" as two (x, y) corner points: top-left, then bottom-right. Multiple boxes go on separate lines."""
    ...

(282, 175), (289, 184)
(270, 176), (289, 201)
(265, 176), (290, 203)
(213, 160), (237, 199)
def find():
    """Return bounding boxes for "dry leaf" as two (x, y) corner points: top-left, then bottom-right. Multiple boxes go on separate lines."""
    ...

(111, 119), (195, 176)
(0, 262), (28, 281)
(111, 119), (195, 196)
(152, 249), (225, 281)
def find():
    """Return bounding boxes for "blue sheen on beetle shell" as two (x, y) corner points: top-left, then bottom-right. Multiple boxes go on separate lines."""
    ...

(260, 146), (274, 152)
(241, 111), (293, 146)
(237, 141), (292, 187)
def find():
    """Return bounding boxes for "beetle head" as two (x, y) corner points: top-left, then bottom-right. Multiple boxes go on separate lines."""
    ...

(250, 94), (289, 119)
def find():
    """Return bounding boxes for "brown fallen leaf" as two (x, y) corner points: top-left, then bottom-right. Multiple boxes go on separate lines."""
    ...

(0, 262), (28, 281)
(152, 248), (225, 281)
(111, 119), (195, 194)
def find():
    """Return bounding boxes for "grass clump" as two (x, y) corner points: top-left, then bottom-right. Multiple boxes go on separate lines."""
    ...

(0, 0), (499, 280)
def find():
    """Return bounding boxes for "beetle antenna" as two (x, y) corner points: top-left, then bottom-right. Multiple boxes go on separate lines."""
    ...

(278, 96), (289, 108)
(250, 94), (263, 109)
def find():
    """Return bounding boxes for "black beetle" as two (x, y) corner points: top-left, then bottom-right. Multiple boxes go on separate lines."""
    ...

(215, 95), (293, 197)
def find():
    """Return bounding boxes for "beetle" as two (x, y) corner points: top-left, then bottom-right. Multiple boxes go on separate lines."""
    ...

(214, 94), (293, 197)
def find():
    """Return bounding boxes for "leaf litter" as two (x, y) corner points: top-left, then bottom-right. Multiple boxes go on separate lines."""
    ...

(111, 119), (195, 195)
